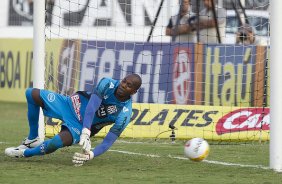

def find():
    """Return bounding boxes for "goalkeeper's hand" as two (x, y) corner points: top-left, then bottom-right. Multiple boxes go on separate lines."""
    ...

(79, 128), (91, 153)
(72, 152), (94, 167)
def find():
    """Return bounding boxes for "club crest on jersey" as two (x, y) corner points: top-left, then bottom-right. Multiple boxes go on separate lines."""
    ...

(123, 106), (129, 112)
(109, 82), (115, 89)
(96, 104), (118, 118)
(47, 93), (55, 102)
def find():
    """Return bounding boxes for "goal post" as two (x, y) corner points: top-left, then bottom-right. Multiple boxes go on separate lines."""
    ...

(270, 0), (282, 172)
(33, 0), (45, 141)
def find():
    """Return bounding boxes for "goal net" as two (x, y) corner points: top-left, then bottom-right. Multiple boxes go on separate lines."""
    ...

(44, 0), (270, 143)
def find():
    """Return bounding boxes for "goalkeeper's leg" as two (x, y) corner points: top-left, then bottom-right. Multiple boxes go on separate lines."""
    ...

(25, 88), (42, 140)
(23, 127), (73, 157)
(5, 126), (73, 158)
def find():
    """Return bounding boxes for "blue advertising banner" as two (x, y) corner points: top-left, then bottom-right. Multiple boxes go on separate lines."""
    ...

(77, 41), (267, 106)
(79, 41), (195, 104)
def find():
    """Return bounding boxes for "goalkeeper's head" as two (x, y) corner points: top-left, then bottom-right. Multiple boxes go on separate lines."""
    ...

(116, 74), (142, 100)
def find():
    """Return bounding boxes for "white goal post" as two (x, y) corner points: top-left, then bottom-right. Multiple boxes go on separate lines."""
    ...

(270, 0), (282, 172)
(33, 0), (45, 141)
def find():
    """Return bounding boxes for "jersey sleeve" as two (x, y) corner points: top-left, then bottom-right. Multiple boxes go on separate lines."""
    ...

(92, 131), (118, 157)
(92, 77), (111, 98)
(109, 104), (132, 137)
(82, 93), (102, 129)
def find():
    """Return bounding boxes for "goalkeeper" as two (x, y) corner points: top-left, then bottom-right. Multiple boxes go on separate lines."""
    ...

(5, 74), (142, 166)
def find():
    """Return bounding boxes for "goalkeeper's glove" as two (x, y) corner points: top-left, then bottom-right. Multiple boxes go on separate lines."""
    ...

(72, 152), (94, 167)
(79, 128), (91, 153)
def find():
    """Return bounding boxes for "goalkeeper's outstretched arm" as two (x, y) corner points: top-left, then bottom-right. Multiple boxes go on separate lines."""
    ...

(79, 93), (102, 153)
(72, 131), (118, 166)
(92, 131), (118, 157)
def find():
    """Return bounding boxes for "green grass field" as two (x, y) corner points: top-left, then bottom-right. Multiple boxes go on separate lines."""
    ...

(1, 102), (282, 184)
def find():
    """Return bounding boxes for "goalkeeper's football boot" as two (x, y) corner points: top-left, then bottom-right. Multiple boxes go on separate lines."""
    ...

(17, 137), (43, 149)
(4, 147), (25, 158)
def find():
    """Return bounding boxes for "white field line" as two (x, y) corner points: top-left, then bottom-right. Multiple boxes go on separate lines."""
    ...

(110, 150), (160, 158)
(1, 141), (270, 170)
(168, 155), (270, 170)
(109, 149), (270, 170)
(116, 140), (172, 145)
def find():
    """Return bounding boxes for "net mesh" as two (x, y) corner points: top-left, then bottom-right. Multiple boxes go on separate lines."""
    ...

(44, 0), (270, 143)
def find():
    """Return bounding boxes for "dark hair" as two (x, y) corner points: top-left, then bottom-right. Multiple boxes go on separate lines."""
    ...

(132, 74), (142, 90)
(125, 74), (142, 90)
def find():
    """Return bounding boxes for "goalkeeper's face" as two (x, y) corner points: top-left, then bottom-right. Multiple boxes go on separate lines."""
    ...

(116, 74), (142, 97)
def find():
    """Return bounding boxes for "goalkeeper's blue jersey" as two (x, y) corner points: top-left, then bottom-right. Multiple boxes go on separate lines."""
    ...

(68, 78), (132, 137)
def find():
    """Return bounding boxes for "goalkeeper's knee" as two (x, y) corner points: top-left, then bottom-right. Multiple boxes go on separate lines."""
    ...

(25, 88), (35, 104)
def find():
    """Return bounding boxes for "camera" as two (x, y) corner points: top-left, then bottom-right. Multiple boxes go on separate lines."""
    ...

(239, 30), (248, 41)
(237, 24), (254, 43)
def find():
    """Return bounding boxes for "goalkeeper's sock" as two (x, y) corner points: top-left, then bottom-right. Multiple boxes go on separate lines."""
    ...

(25, 88), (40, 140)
(24, 134), (64, 157)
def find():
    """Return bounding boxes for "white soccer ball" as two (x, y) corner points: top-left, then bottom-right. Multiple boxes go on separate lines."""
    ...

(184, 138), (210, 162)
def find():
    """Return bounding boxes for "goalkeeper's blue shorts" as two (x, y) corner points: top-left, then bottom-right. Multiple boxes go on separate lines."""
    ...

(39, 89), (82, 144)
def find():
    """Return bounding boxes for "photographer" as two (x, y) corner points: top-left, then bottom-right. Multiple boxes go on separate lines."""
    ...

(236, 24), (256, 45)
(166, 0), (196, 43)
